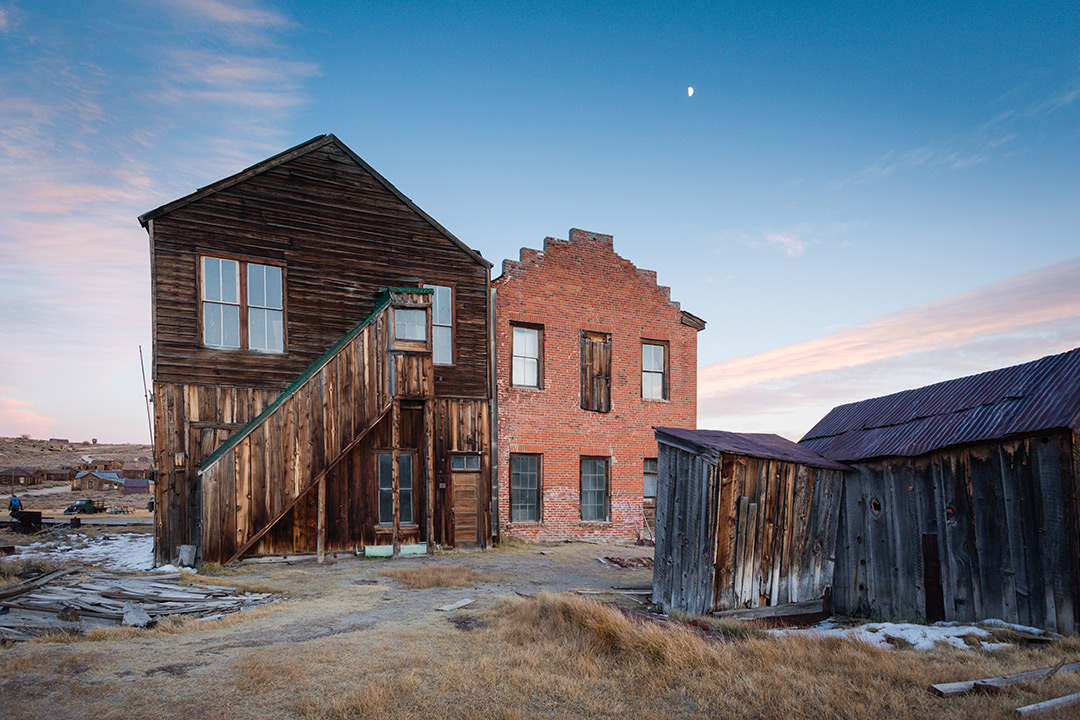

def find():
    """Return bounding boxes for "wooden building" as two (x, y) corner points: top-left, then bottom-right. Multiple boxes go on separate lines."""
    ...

(1, 468), (41, 488)
(494, 230), (704, 543)
(72, 471), (125, 491)
(801, 347), (1080, 634)
(652, 427), (848, 615)
(139, 134), (494, 566)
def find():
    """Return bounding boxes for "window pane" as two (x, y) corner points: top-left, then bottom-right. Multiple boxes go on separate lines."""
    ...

(204, 302), (222, 346)
(514, 327), (537, 357)
(220, 259), (238, 304)
(378, 454), (393, 523)
(395, 308), (425, 341)
(643, 372), (662, 399)
(249, 307), (266, 350)
(264, 265), (282, 309)
(644, 458), (658, 473)
(400, 454), (413, 490)
(400, 454), (413, 523)
(203, 257), (221, 302)
(450, 456), (466, 471)
(433, 286), (452, 326)
(465, 455), (480, 471)
(434, 325), (452, 364)
(643, 343), (664, 371)
(248, 264), (265, 307)
(268, 309), (284, 352)
(222, 304), (240, 347)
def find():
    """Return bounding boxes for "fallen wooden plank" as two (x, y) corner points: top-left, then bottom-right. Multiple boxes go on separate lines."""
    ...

(930, 662), (1080, 697)
(437, 598), (475, 612)
(1015, 692), (1080, 717)
(0, 567), (79, 600)
(711, 597), (824, 620)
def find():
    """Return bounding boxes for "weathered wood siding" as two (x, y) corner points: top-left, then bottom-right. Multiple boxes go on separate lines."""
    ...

(654, 442), (845, 615)
(149, 140), (489, 399)
(833, 431), (1080, 634)
(431, 398), (492, 547)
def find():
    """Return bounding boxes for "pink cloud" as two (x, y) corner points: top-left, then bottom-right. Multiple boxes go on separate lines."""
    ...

(700, 257), (1080, 393)
(0, 388), (56, 438)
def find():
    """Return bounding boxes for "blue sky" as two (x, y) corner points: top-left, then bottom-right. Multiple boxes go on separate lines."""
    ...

(0, 0), (1077, 442)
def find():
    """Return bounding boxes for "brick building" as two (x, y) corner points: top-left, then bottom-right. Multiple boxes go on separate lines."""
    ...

(494, 229), (705, 542)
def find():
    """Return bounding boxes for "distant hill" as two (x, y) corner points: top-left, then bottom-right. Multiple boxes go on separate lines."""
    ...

(0, 436), (152, 471)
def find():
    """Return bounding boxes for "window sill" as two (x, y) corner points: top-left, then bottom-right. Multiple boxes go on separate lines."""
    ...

(202, 345), (287, 356)
(375, 523), (419, 533)
(578, 520), (612, 526)
(509, 384), (544, 391)
(640, 397), (670, 404)
(506, 520), (542, 526)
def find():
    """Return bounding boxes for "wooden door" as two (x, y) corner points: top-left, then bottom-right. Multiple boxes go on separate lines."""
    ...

(451, 471), (481, 547)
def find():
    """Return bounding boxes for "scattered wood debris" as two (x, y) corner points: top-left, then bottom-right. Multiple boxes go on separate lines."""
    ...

(930, 660), (1080, 697)
(597, 556), (653, 569)
(0, 570), (275, 642)
(437, 598), (474, 612)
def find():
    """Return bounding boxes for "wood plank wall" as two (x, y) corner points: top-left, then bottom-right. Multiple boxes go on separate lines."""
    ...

(432, 398), (491, 547)
(150, 141), (489, 399)
(152, 383), (280, 565)
(833, 431), (1080, 634)
(653, 442), (844, 616)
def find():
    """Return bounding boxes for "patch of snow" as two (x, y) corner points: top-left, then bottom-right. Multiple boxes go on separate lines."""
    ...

(979, 618), (1047, 635)
(18, 533), (154, 571)
(153, 564), (196, 574)
(770, 618), (998, 651)
(980, 642), (1014, 651)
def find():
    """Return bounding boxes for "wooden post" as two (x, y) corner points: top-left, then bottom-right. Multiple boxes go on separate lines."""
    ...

(425, 399), (435, 555)
(316, 477), (326, 563)
(392, 399), (401, 558)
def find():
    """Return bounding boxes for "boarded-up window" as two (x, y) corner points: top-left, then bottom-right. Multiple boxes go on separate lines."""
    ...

(580, 457), (609, 521)
(643, 458), (658, 498)
(580, 331), (612, 412)
(510, 454), (541, 522)
(378, 452), (414, 524)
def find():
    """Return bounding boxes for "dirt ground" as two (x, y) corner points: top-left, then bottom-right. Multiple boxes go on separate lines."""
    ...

(2, 534), (1079, 720)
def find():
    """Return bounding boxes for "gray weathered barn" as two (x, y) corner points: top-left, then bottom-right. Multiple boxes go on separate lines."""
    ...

(801, 347), (1080, 634)
(652, 427), (848, 615)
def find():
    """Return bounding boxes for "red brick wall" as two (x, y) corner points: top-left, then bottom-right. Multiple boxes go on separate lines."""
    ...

(494, 229), (702, 542)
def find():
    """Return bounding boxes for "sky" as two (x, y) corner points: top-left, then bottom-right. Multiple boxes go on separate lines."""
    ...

(0, 0), (1077, 443)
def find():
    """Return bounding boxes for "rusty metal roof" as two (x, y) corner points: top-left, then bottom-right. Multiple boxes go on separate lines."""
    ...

(800, 346), (1080, 462)
(655, 427), (849, 470)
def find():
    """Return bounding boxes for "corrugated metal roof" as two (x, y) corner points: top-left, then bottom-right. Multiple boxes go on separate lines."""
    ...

(655, 427), (849, 470)
(801, 346), (1080, 462)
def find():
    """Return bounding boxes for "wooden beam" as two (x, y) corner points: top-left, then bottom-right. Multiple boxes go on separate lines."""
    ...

(316, 477), (326, 563)
(930, 662), (1080, 697)
(1015, 693), (1080, 718)
(223, 402), (392, 565)
(425, 398), (435, 555)
(392, 398), (401, 558)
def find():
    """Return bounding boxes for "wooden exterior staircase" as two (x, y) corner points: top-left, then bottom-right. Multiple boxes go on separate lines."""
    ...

(196, 289), (435, 564)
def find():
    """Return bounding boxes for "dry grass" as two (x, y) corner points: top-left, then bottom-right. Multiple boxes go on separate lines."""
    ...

(177, 569), (283, 595)
(0, 556), (65, 588)
(236, 651), (306, 690)
(378, 565), (494, 589)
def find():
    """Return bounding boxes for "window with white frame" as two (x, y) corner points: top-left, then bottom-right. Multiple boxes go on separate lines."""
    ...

(431, 285), (453, 365)
(512, 325), (542, 388)
(642, 341), (667, 400)
(200, 256), (284, 352)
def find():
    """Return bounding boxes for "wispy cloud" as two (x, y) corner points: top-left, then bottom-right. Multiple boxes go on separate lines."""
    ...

(168, 0), (290, 27)
(761, 233), (807, 257)
(699, 257), (1080, 438)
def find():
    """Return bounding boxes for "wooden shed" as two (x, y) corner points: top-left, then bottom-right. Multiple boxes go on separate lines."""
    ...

(139, 134), (494, 566)
(801, 347), (1080, 634)
(652, 427), (848, 615)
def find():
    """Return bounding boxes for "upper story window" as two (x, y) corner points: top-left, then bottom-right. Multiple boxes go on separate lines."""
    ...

(642, 341), (668, 400)
(580, 331), (612, 412)
(394, 308), (426, 342)
(431, 285), (453, 365)
(201, 256), (284, 352)
(512, 325), (542, 388)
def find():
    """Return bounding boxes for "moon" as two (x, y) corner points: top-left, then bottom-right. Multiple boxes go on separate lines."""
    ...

(688, 86), (694, 97)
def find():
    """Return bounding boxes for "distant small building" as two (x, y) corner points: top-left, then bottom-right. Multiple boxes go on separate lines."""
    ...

(80, 458), (123, 472)
(122, 477), (152, 495)
(122, 461), (153, 480)
(1, 467), (42, 487)
(35, 468), (75, 483)
(72, 471), (125, 491)
(652, 428), (847, 615)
